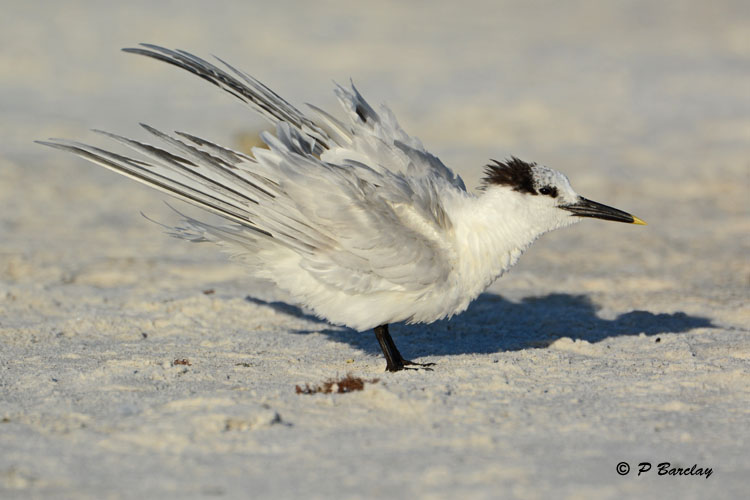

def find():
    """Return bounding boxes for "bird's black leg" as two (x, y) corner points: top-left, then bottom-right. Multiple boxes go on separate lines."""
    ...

(373, 324), (435, 372)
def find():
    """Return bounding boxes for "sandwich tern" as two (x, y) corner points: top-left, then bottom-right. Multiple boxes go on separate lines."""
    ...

(39, 44), (646, 371)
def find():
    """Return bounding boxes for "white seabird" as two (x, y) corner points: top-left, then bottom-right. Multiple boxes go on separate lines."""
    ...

(39, 44), (646, 371)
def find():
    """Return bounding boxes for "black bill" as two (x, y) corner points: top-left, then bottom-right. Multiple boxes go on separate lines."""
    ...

(563, 197), (646, 225)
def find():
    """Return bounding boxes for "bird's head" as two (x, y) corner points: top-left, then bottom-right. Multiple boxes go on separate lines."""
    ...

(481, 157), (646, 234)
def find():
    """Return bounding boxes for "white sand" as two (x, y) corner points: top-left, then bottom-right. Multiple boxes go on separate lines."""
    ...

(1, 1), (748, 498)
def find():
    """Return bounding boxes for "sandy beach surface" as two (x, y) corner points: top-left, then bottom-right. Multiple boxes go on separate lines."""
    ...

(1, 1), (748, 498)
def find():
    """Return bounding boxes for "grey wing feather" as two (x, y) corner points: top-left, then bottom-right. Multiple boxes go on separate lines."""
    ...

(329, 81), (467, 190)
(35, 137), (265, 231)
(122, 44), (331, 153)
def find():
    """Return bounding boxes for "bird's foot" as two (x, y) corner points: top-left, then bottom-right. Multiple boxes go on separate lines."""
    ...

(385, 359), (436, 372)
(374, 324), (435, 372)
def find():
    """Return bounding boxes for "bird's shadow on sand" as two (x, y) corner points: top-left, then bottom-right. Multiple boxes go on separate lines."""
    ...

(246, 293), (714, 357)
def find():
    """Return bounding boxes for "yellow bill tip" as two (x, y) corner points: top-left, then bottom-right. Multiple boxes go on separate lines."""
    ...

(631, 215), (647, 225)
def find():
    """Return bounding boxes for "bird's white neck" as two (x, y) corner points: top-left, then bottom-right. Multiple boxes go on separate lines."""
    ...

(448, 188), (570, 297)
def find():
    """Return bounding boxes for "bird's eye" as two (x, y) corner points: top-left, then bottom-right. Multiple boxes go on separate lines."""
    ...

(538, 186), (558, 197)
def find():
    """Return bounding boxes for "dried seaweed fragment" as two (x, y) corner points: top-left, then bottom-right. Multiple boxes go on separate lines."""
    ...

(296, 374), (379, 394)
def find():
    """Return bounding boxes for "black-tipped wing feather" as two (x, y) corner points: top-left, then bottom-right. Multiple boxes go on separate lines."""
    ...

(122, 44), (332, 153)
